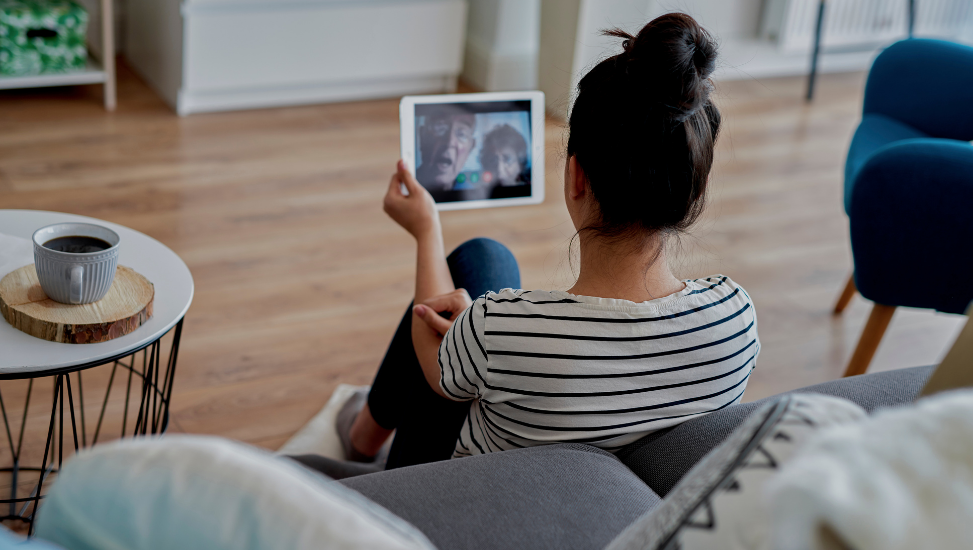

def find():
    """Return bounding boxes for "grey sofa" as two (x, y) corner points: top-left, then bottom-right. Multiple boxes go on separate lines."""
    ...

(333, 365), (935, 550)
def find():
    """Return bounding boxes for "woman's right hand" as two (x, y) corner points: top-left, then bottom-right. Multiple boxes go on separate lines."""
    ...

(411, 288), (473, 400)
(413, 289), (473, 337)
(383, 160), (440, 240)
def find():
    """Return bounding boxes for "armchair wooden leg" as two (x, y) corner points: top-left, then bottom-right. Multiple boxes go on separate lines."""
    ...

(843, 304), (896, 377)
(833, 274), (857, 314)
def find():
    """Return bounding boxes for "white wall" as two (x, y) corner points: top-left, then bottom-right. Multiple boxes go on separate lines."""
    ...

(648, 0), (765, 40)
(539, 0), (657, 119)
(123, 0), (182, 108)
(77, 0), (125, 58)
(463, 0), (540, 91)
(537, 0), (925, 112)
(571, 0), (658, 77)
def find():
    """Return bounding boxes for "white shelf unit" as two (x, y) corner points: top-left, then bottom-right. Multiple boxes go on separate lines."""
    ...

(0, 57), (105, 89)
(0, 0), (116, 110)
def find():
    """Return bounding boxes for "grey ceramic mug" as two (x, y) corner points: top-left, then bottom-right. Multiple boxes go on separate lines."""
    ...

(32, 223), (121, 305)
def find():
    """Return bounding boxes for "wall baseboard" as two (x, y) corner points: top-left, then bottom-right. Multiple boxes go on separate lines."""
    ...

(176, 74), (456, 115)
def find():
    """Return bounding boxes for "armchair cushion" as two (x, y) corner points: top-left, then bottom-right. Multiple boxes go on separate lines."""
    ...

(849, 138), (973, 313)
(843, 114), (928, 214)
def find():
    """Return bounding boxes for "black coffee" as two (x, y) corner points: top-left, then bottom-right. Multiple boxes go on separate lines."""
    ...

(43, 236), (112, 254)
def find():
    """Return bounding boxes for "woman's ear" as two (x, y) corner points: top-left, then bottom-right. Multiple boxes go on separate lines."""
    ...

(567, 155), (587, 200)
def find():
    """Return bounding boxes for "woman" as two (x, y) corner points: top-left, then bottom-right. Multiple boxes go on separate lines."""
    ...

(295, 13), (759, 475)
(478, 124), (530, 193)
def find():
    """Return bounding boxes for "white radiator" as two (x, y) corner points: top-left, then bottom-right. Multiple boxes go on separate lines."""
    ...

(761, 0), (973, 53)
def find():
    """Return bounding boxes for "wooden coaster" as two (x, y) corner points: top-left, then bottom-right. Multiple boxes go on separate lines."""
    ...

(0, 265), (154, 344)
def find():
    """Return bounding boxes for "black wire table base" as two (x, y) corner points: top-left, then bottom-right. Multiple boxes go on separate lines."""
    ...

(0, 318), (183, 533)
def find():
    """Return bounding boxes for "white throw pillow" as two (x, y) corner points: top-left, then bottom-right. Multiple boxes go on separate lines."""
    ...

(0, 525), (63, 549)
(33, 435), (434, 550)
(605, 393), (867, 550)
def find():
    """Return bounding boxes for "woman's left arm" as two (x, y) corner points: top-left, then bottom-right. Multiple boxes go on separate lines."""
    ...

(383, 161), (460, 398)
(383, 160), (455, 303)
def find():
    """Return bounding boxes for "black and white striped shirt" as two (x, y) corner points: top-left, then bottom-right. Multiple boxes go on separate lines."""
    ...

(437, 275), (760, 458)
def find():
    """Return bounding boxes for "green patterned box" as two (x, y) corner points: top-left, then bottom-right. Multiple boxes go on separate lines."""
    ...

(0, 0), (88, 76)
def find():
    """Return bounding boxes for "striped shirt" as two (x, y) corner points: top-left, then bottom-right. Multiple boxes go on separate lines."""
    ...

(436, 275), (759, 458)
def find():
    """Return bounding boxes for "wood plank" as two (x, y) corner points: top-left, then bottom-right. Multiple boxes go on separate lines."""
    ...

(0, 265), (153, 343)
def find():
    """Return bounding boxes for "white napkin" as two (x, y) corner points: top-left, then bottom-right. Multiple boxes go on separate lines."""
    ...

(0, 233), (34, 280)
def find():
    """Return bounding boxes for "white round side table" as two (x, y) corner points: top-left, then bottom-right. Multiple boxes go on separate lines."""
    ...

(0, 210), (193, 532)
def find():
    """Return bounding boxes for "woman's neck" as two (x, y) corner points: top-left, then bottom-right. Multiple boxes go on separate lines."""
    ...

(567, 233), (685, 303)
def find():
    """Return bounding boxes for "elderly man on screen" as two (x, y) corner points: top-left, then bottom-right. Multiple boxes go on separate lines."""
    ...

(415, 112), (477, 193)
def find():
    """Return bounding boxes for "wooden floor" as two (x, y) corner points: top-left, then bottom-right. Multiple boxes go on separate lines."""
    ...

(0, 64), (966, 455)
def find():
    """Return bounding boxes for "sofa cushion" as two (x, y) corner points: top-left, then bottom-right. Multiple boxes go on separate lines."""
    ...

(617, 365), (935, 497)
(340, 443), (661, 550)
(33, 435), (435, 550)
(606, 394), (867, 550)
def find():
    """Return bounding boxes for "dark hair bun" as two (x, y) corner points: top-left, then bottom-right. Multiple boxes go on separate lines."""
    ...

(606, 12), (718, 122)
(566, 13), (722, 239)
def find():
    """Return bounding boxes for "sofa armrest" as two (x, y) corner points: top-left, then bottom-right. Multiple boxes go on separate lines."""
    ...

(617, 365), (935, 497)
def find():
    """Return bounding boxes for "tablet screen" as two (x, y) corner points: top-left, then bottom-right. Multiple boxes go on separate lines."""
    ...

(413, 100), (533, 204)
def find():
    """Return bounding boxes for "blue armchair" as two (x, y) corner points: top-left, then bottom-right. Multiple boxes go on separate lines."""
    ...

(833, 38), (973, 377)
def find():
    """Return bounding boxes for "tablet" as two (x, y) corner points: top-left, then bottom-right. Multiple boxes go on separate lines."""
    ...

(400, 91), (545, 211)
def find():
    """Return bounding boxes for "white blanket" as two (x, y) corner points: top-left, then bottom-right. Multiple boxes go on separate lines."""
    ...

(764, 389), (973, 550)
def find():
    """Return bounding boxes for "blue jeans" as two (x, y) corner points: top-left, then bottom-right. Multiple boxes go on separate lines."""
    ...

(367, 238), (521, 469)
